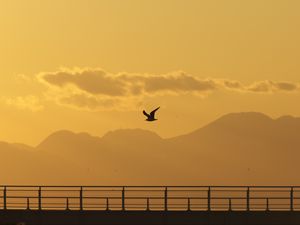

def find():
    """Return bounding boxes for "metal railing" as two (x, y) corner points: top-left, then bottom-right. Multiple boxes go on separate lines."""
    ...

(0, 186), (300, 211)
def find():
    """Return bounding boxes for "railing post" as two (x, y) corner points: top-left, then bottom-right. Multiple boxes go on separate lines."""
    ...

(147, 198), (150, 211)
(79, 187), (83, 210)
(229, 198), (232, 211)
(164, 187), (168, 211)
(207, 187), (211, 211)
(66, 198), (69, 210)
(3, 186), (6, 210)
(246, 187), (250, 211)
(290, 187), (294, 211)
(266, 198), (269, 211)
(122, 187), (125, 211)
(38, 187), (42, 210)
(106, 197), (109, 211)
(27, 198), (30, 210)
(187, 198), (191, 211)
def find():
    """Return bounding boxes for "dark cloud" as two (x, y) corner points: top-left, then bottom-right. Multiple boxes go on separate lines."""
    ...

(39, 69), (218, 97)
(222, 80), (244, 90)
(41, 69), (126, 96)
(37, 68), (300, 111)
(142, 74), (216, 94)
(273, 81), (298, 91)
(247, 81), (273, 93)
(246, 80), (298, 93)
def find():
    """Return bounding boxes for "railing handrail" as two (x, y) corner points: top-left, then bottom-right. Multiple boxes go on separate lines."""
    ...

(0, 185), (300, 188)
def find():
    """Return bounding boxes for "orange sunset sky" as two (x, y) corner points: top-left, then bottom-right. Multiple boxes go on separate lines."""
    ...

(1, 0), (300, 145)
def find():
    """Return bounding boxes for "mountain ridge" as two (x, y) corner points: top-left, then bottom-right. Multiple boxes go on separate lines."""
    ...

(36, 112), (300, 146)
(1, 112), (300, 185)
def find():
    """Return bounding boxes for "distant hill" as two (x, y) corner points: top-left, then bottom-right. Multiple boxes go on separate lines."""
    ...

(1, 112), (300, 185)
(0, 140), (96, 185)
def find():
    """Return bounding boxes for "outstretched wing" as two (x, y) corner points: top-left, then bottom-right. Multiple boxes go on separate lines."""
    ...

(150, 107), (160, 117)
(143, 110), (150, 118)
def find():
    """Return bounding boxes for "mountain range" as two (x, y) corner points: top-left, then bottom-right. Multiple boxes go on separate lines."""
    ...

(1, 112), (300, 185)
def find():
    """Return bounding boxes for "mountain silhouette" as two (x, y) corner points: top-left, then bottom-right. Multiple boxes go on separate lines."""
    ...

(1, 112), (300, 185)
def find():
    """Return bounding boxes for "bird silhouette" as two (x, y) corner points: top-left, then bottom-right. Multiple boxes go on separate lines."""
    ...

(143, 107), (160, 121)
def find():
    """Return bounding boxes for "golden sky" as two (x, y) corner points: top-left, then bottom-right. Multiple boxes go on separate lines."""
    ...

(1, 0), (300, 145)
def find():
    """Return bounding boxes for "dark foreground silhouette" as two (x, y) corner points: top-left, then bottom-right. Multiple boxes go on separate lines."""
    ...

(2, 210), (300, 225)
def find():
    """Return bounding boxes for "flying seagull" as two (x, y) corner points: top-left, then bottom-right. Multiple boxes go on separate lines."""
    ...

(143, 107), (160, 121)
